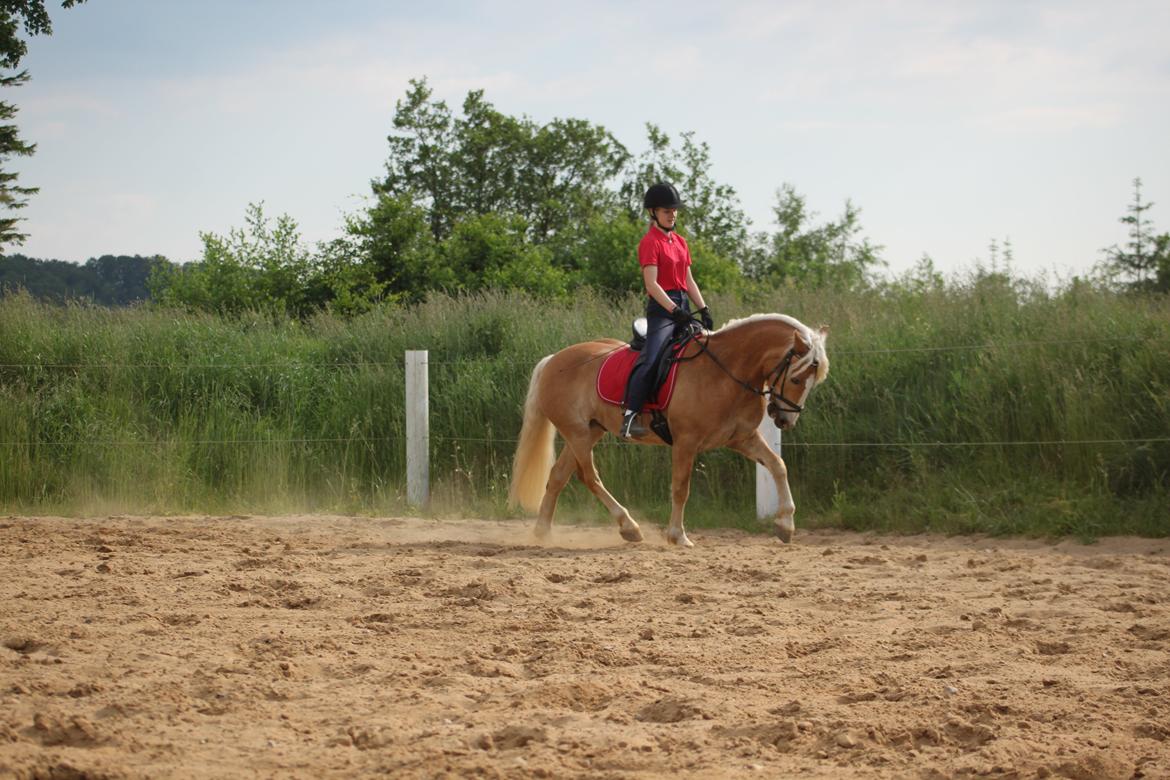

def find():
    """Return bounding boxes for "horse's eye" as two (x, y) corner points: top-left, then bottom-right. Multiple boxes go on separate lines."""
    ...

(792, 377), (803, 385)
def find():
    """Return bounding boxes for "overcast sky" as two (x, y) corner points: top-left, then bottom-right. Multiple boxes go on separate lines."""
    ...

(11, 0), (1170, 279)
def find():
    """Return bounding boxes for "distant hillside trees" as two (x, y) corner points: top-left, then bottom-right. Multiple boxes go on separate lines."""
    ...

(0, 252), (168, 304)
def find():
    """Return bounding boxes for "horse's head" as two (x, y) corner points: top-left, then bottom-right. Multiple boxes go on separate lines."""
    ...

(767, 326), (830, 430)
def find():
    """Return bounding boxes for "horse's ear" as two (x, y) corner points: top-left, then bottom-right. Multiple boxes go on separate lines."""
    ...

(817, 326), (829, 343)
(794, 330), (811, 350)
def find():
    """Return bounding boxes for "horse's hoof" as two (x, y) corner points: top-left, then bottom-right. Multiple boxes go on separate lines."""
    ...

(533, 522), (551, 540)
(774, 519), (794, 544)
(620, 525), (643, 543)
(666, 530), (694, 548)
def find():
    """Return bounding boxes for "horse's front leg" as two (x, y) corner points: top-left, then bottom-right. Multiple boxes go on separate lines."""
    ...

(729, 432), (796, 543)
(666, 443), (697, 548)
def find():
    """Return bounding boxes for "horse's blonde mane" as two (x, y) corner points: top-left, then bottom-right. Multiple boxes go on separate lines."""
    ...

(719, 312), (808, 334)
(716, 313), (830, 383)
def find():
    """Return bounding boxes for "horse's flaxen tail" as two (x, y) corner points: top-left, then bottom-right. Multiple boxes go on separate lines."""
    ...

(508, 355), (555, 513)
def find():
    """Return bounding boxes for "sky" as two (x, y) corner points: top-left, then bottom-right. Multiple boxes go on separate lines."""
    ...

(10, 0), (1170, 279)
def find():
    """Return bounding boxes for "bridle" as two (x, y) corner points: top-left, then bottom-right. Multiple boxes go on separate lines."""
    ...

(682, 330), (817, 414)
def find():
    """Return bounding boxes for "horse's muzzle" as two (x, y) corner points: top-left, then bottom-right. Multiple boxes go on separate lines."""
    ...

(768, 401), (797, 430)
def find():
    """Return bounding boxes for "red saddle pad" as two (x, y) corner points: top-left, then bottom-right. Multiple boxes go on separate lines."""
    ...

(596, 345), (684, 410)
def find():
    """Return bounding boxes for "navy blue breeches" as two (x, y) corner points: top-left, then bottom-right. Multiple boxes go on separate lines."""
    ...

(623, 290), (689, 414)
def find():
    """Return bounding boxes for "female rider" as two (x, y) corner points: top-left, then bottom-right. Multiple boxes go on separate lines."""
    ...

(620, 182), (715, 438)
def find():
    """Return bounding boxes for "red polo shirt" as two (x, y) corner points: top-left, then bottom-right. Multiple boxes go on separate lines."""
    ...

(637, 226), (691, 292)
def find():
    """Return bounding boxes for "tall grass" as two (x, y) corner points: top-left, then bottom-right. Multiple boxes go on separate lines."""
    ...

(1, 279), (1167, 537)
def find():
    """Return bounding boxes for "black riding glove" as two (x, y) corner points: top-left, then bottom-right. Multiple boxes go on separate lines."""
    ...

(669, 307), (692, 325)
(698, 307), (714, 330)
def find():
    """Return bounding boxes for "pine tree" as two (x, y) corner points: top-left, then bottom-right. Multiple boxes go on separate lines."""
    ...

(1103, 178), (1170, 293)
(0, 1), (85, 248)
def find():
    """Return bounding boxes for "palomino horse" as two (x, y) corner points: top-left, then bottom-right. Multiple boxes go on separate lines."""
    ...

(509, 314), (829, 547)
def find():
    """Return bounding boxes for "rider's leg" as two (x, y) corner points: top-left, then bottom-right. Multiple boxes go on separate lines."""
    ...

(621, 314), (675, 437)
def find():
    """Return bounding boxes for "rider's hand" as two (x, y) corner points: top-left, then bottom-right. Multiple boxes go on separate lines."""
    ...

(698, 307), (714, 331)
(670, 307), (692, 325)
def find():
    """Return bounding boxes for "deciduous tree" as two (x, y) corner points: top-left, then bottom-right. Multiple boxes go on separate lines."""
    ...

(744, 183), (884, 289)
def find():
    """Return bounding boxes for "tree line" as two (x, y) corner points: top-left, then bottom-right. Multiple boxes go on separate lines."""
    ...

(0, 252), (165, 304)
(144, 78), (886, 317)
(3, 77), (1167, 314)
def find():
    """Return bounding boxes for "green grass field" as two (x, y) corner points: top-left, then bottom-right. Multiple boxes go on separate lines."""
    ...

(2, 278), (1167, 537)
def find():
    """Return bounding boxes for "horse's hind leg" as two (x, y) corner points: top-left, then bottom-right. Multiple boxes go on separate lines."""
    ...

(729, 432), (795, 543)
(535, 445), (580, 539)
(565, 427), (643, 543)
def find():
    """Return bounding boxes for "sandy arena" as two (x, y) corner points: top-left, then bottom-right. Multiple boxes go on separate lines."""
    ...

(1, 514), (1167, 779)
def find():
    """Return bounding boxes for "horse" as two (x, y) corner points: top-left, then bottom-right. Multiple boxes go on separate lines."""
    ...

(508, 313), (829, 547)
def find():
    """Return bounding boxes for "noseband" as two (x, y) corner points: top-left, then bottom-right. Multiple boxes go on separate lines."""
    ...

(764, 348), (816, 414)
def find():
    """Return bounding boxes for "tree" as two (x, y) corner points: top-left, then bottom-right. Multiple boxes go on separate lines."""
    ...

(1101, 178), (1170, 293)
(370, 78), (632, 295)
(440, 212), (567, 297)
(151, 203), (317, 316)
(0, 0), (85, 248)
(1, 252), (169, 304)
(305, 235), (387, 315)
(744, 183), (884, 289)
(1, 251), (90, 299)
(376, 79), (458, 242)
(84, 254), (170, 304)
(374, 77), (628, 246)
(346, 191), (446, 303)
(517, 116), (628, 245)
(574, 212), (645, 294)
(620, 124), (748, 260)
(151, 204), (390, 316)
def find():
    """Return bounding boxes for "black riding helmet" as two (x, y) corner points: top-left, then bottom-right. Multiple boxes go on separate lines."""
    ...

(643, 182), (683, 210)
(644, 182), (682, 232)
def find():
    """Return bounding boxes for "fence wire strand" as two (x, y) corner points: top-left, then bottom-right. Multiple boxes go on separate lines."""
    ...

(3, 435), (1168, 449)
(0, 333), (1159, 370)
(3, 333), (1166, 450)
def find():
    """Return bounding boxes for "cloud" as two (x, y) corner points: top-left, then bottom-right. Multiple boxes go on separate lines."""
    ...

(13, 0), (1170, 276)
(711, 0), (1167, 123)
(22, 91), (122, 120)
(977, 103), (1125, 133)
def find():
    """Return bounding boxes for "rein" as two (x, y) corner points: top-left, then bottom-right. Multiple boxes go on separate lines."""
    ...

(677, 331), (814, 414)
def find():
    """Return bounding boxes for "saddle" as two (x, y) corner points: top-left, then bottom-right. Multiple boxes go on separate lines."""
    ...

(596, 318), (699, 411)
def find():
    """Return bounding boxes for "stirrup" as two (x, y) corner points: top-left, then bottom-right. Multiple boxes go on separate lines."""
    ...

(620, 411), (647, 439)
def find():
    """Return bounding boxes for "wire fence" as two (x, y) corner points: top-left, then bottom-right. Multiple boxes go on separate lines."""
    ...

(3, 435), (1169, 449)
(0, 333), (1155, 370)
(2, 332), (1166, 451)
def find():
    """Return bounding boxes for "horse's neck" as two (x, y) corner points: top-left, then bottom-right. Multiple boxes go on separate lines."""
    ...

(710, 320), (794, 385)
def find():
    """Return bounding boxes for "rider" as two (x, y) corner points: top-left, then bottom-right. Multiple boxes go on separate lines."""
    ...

(620, 182), (715, 439)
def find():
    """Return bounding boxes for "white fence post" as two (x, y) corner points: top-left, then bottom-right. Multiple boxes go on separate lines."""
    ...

(755, 416), (782, 519)
(405, 350), (429, 508)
